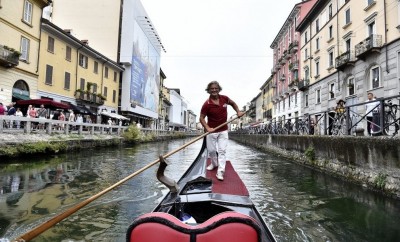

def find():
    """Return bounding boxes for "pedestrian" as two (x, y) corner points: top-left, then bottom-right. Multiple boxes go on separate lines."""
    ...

(0, 103), (5, 115)
(37, 104), (47, 129)
(199, 80), (244, 181)
(15, 107), (23, 129)
(6, 103), (16, 128)
(365, 92), (379, 136)
(27, 105), (36, 118)
(58, 111), (65, 130)
(107, 118), (113, 134)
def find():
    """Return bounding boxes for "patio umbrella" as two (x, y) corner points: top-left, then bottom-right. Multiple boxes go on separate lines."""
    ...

(16, 99), (70, 110)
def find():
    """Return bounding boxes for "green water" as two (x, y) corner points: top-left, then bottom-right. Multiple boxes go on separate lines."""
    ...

(0, 139), (399, 241)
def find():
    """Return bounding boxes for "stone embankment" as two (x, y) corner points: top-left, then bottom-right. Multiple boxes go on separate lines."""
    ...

(230, 133), (400, 199)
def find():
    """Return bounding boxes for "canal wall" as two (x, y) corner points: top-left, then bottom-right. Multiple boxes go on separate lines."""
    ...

(229, 133), (400, 199)
(0, 132), (195, 160)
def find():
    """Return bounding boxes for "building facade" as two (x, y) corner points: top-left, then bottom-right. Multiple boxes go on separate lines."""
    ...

(0, 0), (51, 104)
(297, 0), (400, 134)
(46, 0), (165, 128)
(269, 0), (317, 125)
(38, 19), (123, 121)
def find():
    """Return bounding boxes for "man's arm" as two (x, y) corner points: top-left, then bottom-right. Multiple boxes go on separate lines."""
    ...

(229, 99), (244, 117)
(200, 113), (214, 133)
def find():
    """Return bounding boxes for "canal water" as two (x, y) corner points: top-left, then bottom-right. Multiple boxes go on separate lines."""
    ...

(1, 138), (400, 242)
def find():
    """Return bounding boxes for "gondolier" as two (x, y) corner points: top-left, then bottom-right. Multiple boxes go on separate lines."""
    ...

(200, 80), (244, 181)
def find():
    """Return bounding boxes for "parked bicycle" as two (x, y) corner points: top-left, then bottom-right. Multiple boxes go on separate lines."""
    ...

(383, 99), (400, 137)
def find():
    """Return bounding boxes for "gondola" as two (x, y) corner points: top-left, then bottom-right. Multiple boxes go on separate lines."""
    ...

(126, 138), (276, 242)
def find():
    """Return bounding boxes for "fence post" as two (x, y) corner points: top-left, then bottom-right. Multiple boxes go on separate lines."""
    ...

(346, 106), (351, 135)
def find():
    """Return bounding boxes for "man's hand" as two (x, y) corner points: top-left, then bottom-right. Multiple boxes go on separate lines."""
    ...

(206, 127), (215, 133)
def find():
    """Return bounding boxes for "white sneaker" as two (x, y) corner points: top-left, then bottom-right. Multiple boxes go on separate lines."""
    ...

(216, 171), (224, 181)
(207, 163), (217, 171)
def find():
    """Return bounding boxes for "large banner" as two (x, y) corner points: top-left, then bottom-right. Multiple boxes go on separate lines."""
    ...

(130, 21), (160, 113)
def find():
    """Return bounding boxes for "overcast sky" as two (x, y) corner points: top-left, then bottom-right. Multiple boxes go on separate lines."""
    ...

(141, 0), (297, 118)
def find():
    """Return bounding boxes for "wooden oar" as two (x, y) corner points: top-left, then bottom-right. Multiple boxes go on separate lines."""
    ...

(14, 112), (245, 242)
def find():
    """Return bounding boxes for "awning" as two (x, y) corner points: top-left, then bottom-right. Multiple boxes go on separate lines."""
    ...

(16, 99), (70, 109)
(12, 92), (30, 100)
(169, 122), (186, 128)
(69, 104), (96, 115)
(101, 112), (129, 120)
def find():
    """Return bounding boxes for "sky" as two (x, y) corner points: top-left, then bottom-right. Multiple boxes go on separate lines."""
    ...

(141, 0), (297, 118)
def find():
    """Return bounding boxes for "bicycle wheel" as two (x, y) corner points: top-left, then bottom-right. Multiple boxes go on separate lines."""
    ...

(384, 111), (396, 136)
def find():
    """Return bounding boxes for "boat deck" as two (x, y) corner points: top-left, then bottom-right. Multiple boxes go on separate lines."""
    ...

(206, 159), (249, 196)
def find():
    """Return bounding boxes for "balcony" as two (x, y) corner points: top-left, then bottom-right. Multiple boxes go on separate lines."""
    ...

(298, 79), (309, 91)
(289, 40), (299, 53)
(0, 45), (20, 68)
(75, 91), (105, 105)
(335, 50), (356, 71)
(289, 61), (299, 71)
(355, 34), (382, 60)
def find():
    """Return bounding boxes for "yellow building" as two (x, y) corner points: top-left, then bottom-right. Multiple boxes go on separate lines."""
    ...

(0, 0), (51, 104)
(260, 76), (274, 122)
(38, 19), (124, 119)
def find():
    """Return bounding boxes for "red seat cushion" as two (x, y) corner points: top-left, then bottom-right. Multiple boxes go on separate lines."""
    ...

(127, 211), (261, 242)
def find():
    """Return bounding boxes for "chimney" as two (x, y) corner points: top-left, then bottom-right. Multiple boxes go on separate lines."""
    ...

(64, 29), (73, 35)
(81, 40), (89, 45)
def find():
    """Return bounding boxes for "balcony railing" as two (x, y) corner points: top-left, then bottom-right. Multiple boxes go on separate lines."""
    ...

(289, 61), (299, 71)
(335, 50), (356, 71)
(75, 92), (105, 105)
(355, 34), (382, 59)
(289, 40), (299, 53)
(298, 79), (309, 91)
(0, 45), (19, 68)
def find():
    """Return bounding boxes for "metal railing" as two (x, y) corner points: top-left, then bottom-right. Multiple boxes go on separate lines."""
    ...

(233, 95), (400, 138)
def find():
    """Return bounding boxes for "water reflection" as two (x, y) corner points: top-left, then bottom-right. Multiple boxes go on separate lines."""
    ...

(0, 139), (400, 242)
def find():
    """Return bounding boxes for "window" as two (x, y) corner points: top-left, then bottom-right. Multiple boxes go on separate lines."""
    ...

(328, 4), (333, 19)
(316, 89), (321, 103)
(367, 0), (374, 6)
(315, 60), (320, 77)
(368, 21), (376, 36)
(93, 83), (98, 93)
(104, 86), (108, 97)
(113, 90), (116, 103)
(315, 19), (320, 32)
(113, 71), (117, 82)
(47, 36), (54, 53)
(80, 78), (85, 90)
(79, 53), (88, 68)
(45, 65), (53, 85)
(94, 61), (98, 74)
(20, 37), (30, 61)
(305, 48), (308, 60)
(295, 93), (298, 105)
(370, 66), (380, 89)
(64, 72), (70, 90)
(347, 77), (355, 96)
(345, 8), (351, 25)
(105, 66), (109, 78)
(66, 46), (71, 61)
(329, 25), (333, 39)
(329, 83), (335, 99)
(23, 0), (33, 24)
(345, 39), (351, 52)
(304, 66), (310, 80)
(328, 51), (334, 67)
(316, 38), (320, 51)
(305, 31), (308, 43)
(305, 94), (309, 107)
